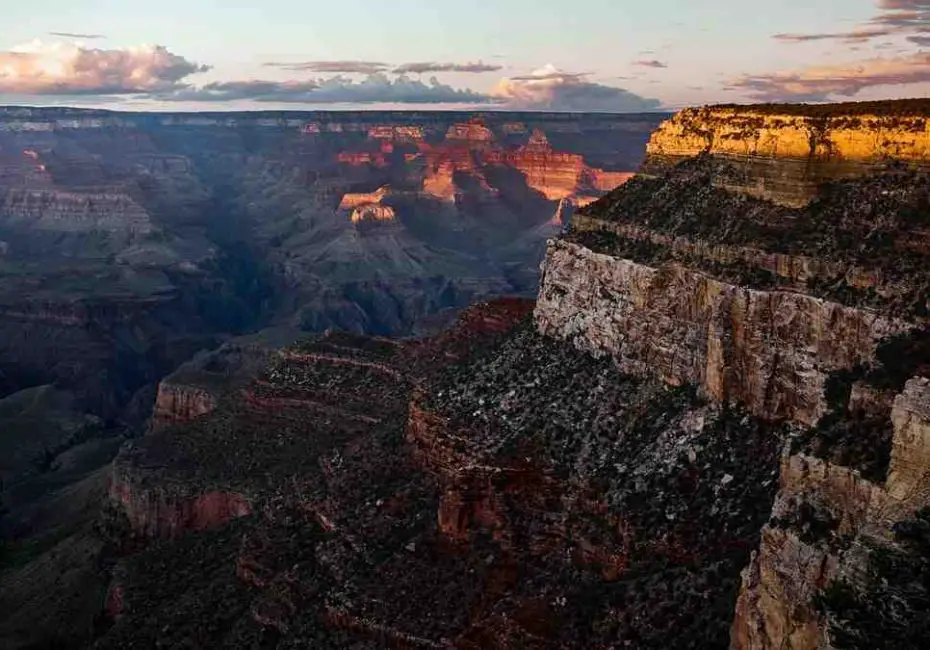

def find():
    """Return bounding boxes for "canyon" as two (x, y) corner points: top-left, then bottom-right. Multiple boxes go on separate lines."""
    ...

(0, 109), (658, 629)
(5, 99), (930, 649)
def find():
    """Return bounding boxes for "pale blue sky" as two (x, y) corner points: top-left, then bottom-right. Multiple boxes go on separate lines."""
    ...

(1, 0), (926, 110)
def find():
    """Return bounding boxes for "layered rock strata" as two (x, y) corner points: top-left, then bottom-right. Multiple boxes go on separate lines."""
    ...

(536, 239), (908, 426)
(643, 102), (930, 207)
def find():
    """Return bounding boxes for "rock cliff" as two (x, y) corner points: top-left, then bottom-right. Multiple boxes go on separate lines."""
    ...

(643, 101), (930, 207)
(561, 100), (930, 649)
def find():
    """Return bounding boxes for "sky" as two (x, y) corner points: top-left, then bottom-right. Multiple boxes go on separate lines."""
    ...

(1, 0), (929, 112)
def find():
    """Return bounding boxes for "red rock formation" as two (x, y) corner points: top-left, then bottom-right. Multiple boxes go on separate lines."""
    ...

(483, 130), (587, 200)
(150, 381), (217, 431)
(108, 465), (252, 539)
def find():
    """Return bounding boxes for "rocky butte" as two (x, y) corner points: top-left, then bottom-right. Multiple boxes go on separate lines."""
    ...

(6, 99), (930, 649)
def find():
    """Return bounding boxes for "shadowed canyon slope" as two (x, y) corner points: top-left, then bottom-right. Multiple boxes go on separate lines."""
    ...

(0, 109), (659, 419)
(8, 100), (930, 649)
(0, 110), (659, 607)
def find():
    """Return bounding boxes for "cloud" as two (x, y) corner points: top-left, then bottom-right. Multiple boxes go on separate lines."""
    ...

(0, 40), (208, 95)
(490, 64), (661, 112)
(633, 59), (668, 68)
(729, 51), (930, 101)
(263, 60), (503, 75)
(48, 32), (106, 40)
(508, 69), (589, 82)
(391, 61), (502, 74)
(166, 73), (490, 104)
(773, 28), (893, 43)
(264, 60), (389, 74)
(878, 1), (930, 10)
(775, 0), (930, 44)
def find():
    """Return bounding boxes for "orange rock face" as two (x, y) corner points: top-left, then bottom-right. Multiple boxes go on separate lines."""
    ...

(422, 160), (457, 201)
(338, 186), (391, 210)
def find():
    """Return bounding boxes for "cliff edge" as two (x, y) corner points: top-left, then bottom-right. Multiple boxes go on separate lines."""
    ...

(642, 100), (930, 207)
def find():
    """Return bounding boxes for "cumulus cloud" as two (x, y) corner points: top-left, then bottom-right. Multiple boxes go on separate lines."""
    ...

(48, 32), (106, 40)
(392, 61), (502, 74)
(490, 64), (661, 112)
(729, 51), (930, 101)
(633, 59), (668, 68)
(166, 73), (489, 104)
(264, 60), (389, 74)
(0, 40), (208, 94)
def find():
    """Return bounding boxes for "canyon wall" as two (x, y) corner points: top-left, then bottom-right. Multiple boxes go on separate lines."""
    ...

(538, 100), (930, 649)
(536, 239), (910, 426)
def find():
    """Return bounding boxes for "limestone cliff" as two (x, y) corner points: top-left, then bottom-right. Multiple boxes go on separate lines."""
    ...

(536, 239), (909, 426)
(643, 102), (930, 207)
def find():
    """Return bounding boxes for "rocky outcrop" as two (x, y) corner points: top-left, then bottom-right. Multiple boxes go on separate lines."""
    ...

(888, 377), (930, 510)
(350, 203), (396, 223)
(421, 161), (457, 201)
(338, 186), (391, 210)
(498, 131), (588, 200)
(108, 452), (252, 539)
(536, 101), (930, 649)
(643, 104), (930, 207)
(150, 382), (217, 431)
(732, 375), (930, 650)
